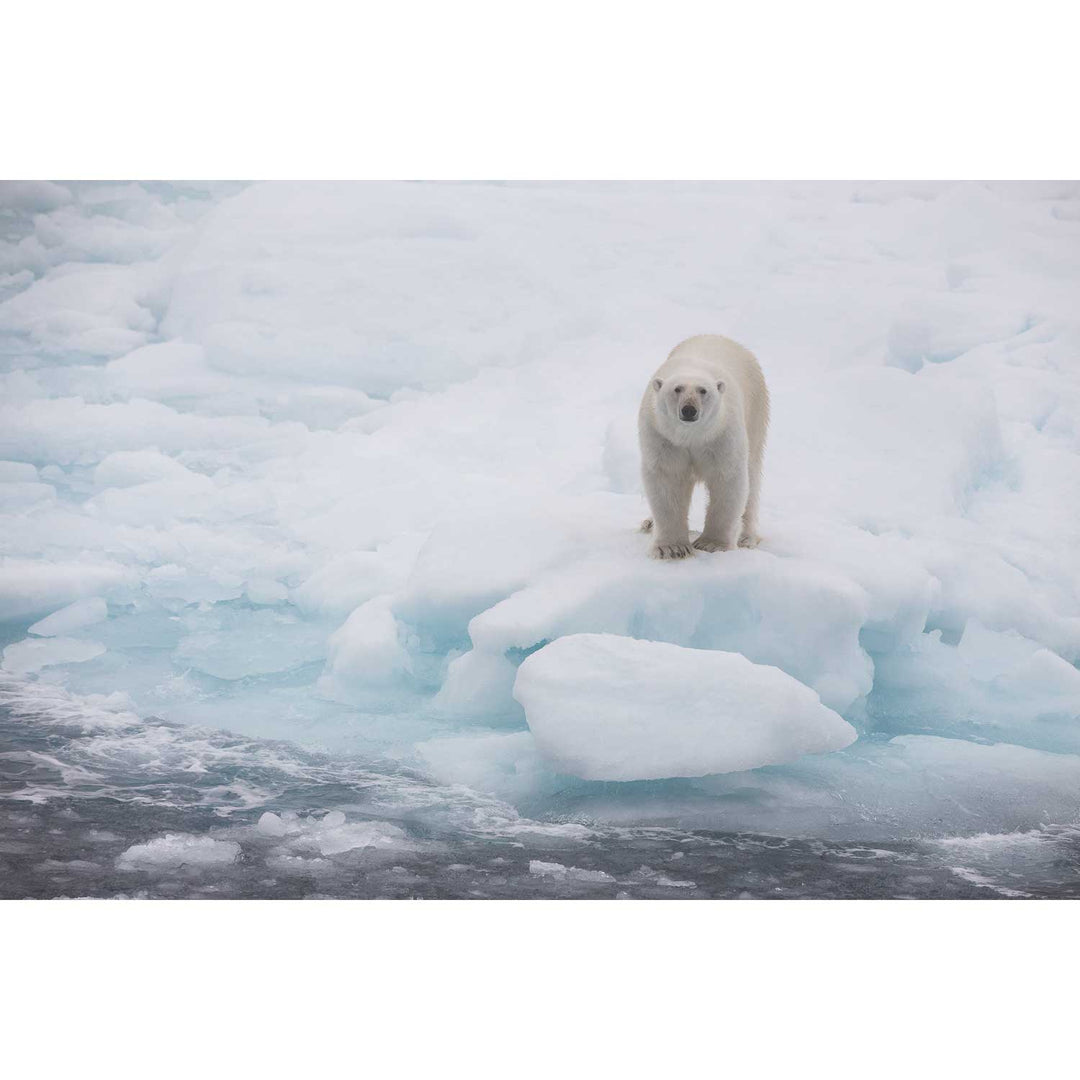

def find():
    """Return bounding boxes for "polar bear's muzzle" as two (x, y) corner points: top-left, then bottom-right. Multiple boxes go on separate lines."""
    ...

(680, 403), (699, 422)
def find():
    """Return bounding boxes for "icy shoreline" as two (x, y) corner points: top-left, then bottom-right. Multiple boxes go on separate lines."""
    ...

(4, 685), (1078, 899)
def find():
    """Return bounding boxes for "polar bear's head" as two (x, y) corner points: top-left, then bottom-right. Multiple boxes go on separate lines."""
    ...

(651, 372), (726, 433)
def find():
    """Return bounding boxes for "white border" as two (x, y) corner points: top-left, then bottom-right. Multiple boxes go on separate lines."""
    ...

(6, 1), (1079, 178)
(3, 900), (1078, 1074)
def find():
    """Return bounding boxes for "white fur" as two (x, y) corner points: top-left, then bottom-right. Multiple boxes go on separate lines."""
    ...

(638, 334), (769, 559)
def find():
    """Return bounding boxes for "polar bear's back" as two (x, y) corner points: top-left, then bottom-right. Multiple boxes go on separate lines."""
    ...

(661, 334), (769, 455)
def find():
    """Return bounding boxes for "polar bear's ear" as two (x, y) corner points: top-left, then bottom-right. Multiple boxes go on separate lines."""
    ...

(653, 378), (663, 392)
(716, 380), (726, 394)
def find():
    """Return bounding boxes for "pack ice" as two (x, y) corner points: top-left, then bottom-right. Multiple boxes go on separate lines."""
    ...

(2, 180), (1080, 842)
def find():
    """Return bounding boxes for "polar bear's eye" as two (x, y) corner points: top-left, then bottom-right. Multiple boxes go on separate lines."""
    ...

(674, 385), (684, 393)
(697, 387), (707, 396)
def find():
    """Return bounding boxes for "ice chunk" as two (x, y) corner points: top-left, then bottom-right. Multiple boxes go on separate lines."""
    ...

(92, 449), (193, 488)
(467, 547), (873, 714)
(104, 341), (232, 401)
(257, 811), (288, 837)
(763, 521), (937, 654)
(28, 597), (108, 637)
(252, 809), (408, 856)
(87, 456), (221, 528)
(116, 833), (240, 871)
(2, 636), (106, 676)
(913, 537), (1080, 663)
(0, 395), (300, 469)
(318, 596), (412, 700)
(0, 461), (39, 482)
(392, 507), (588, 640)
(432, 650), (519, 717)
(0, 181), (73, 213)
(310, 819), (407, 857)
(0, 558), (129, 622)
(145, 564), (244, 605)
(244, 579), (289, 605)
(292, 546), (416, 619)
(0, 480), (55, 510)
(529, 861), (615, 883)
(513, 633), (857, 781)
(871, 620), (1080, 753)
(624, 866), (697, 888)
(0, 262), (161, 357)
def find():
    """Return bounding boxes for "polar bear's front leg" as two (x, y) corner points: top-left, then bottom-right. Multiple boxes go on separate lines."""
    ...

(642, 455), (695, 560)
(738, 481), (762, 548)
(694, 462), (749, 553)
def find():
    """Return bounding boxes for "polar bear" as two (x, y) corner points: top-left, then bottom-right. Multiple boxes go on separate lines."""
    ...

(639, 334), (769, 559)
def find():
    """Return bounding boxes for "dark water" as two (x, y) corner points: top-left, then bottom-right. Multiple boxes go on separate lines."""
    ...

(4, 684), (1080, 900)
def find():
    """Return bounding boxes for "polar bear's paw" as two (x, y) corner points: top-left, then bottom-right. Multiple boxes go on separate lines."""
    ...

(692, 535), (733, 553)
(652, 541), (694, 560)
(639, 518), (654, 533)
(737, 532), (762, 549)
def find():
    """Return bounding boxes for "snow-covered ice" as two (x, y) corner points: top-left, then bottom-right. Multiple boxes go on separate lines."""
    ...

(514, 633), (856, 780)
(2, 180), (1080, 898)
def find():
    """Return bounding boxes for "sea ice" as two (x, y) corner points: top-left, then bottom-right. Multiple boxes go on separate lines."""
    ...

(318, 596), (412, 699)
(2, 636), (106, 677)
(0, 558), (130, 622)
(0, 461), (40, 482)
(536, 733), (1080, 841)
(528, 860), (615, 883)
(252, 809), (408, 856)
(3, 180), (1080, 846)
(116, 833), (241, 871)
(513, 633), (857, 781)
(172, 605), (328, 681)
(28, 597), (108, 637)
(871, 620), (1080, 753)
(456, 545), (874, 715)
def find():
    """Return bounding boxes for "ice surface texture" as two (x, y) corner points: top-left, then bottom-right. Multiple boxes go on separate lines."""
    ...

(2, 180), (1080, 846)
(514, 633), (856, 780)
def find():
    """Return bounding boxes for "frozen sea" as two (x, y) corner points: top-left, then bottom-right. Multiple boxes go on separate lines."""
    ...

(2, 180), (1080, 899)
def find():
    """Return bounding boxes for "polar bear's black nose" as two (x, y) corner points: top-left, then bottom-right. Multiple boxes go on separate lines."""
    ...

(680, 404), (698, 421)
